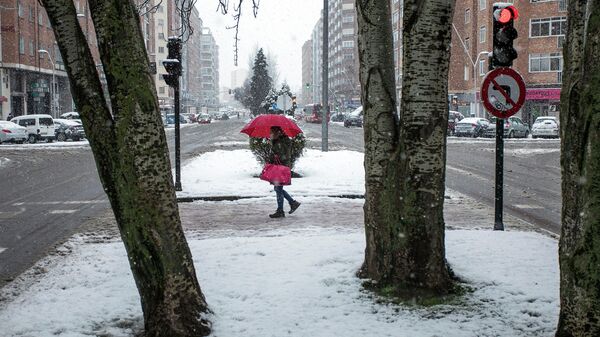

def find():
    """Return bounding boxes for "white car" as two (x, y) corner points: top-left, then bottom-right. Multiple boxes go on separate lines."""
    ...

(60, 111), (80, 119)
(10, 114), (56, 143)
(0, 121), (28, 144)
(532, 117), (559, 139)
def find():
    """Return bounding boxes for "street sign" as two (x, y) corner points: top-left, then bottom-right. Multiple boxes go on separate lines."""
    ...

(481, 67), (526, 118)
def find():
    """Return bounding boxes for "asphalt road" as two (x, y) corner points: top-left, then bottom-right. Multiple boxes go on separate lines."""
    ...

(0, 118), (561, 287)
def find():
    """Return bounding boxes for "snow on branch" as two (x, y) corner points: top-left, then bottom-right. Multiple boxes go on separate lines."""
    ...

(217, 0), (260, 66)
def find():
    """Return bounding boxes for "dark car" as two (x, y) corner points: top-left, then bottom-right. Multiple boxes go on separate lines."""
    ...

(165, 114), (188, 126)
(219, 113), (230, 121)
(53, 118), (86, 141)
(344, 115), (363, 128)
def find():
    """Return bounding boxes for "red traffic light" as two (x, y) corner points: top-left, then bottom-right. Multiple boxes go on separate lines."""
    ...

(495, 6), (518, 23)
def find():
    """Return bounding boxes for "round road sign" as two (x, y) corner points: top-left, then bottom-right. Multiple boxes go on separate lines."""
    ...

(481, 67), (526, 118)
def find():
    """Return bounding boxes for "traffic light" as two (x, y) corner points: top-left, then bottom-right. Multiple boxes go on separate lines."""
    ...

(305, 83), (310, 89)
(492, 4), (518, 68)
(162, 37), (182, 87)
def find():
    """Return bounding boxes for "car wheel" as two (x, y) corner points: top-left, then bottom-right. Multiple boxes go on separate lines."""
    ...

(16, 140), (24, 144)
(508, 131), (514, 138)
(47, 138), (53, 143)
(532, 135), (537, 139)
(57, 133), (67, 142)
(28, 135), (37, 144)
(524, 131), (530, 138)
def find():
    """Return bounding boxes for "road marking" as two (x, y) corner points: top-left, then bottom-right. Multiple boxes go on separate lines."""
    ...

(0, 247), (6, 254)
(0, 207), (26, 219)
(49, 210), (77, 214)
(514, 204), (545, 210)
(13, 200), (107, 206)
(446, 165), (490, 182)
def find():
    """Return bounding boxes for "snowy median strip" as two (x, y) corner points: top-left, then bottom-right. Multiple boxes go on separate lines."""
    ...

(0, 229), (558, 337)
(178, 149), (365, 198)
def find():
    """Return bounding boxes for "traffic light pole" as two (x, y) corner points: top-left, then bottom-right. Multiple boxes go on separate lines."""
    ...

(321, 0), (329, 152)
(174, 78), (182, 191)
(494, 116), (504, 230)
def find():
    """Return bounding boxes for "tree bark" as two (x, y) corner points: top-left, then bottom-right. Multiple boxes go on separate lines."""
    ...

(356, 0), (455, 297)
(556, 1), (600, 336)
(41, 1), (211, 336)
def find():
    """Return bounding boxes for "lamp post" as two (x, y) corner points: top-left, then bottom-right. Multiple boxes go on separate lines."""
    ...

(452, 24), (490, 117)
(38, 49), (58, 117)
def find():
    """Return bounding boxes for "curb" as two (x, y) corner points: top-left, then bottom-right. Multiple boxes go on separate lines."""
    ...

(176, 194), (365, 203)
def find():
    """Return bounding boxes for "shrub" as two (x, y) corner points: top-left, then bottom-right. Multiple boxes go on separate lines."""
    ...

(249, 133), (306, 170)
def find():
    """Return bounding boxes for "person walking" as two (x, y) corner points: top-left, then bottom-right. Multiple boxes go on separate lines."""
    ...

(268, 126), (301, 218)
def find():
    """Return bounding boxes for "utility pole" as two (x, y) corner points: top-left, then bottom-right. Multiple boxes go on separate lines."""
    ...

(163, 37), (183, 191)
(321, 0), (329, 152)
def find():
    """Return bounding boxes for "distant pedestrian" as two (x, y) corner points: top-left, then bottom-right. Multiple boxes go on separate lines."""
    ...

(7, 112), (13, 121)
(267, 126), (300, 218)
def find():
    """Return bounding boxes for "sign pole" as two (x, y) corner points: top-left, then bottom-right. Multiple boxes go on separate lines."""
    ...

(494, 117), (504, 230)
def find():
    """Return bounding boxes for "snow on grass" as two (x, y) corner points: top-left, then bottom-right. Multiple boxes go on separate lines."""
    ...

(178, 149), (364, 197)
(0, 229), (559, 337)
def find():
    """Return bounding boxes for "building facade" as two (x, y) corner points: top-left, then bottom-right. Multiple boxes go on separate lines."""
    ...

(301, 39), (313, 105)
(327, 0), (359, 110)
(181, 7), (203, 114)
(199, 27), (219, 108)
(310, 16), (323, 105)
(449, 0), (567, 124)
(230, 68), (248, 89)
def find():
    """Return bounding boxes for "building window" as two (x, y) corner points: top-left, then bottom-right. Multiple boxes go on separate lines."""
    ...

(19, 37), (25, 54)
(465, 37), (470, 52)
(18, 2), (24, 17)
(157, 5), (164, 13)
(530, 17), (567, 37)
(480, 26), (486, 43)
(28, 6), (33, 22)
(464, 65), (470, 81)
(158, 46), (164, 53)
(159, 87), (165, 94)
(343, 15), (354, 23)
(465, 9), (471, 23)
(479, 0), (486, 11)
(342, 40), (354, 48)
(529, 53), (563, 72)
(342, 28), (354, 35)
(479, 59), (486, 75)
(29, 41), (33, 56)
(38, 13), (44, 26)
(158, 33), (165, 39)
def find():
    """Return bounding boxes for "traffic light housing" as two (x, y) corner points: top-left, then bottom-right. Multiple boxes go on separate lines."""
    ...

(162, 37), (182, 87)
(492, 4), (518, 68)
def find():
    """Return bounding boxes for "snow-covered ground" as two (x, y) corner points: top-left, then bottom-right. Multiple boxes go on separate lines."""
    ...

(178, 149), (364, 197)
(0, 140), (89, 150)
(0, 228), (559, 337)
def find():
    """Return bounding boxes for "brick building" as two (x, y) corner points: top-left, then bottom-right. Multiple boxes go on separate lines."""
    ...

(449, 0), (567, 124)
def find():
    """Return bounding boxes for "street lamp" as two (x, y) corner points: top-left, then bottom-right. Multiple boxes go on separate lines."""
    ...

(38, 49), (58, 117)
(452, 24), (491, 117)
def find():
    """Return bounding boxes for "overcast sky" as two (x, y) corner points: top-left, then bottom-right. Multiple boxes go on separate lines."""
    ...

(194, 0), (323, 91)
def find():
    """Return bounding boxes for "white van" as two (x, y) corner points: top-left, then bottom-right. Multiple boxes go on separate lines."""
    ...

(10, 114), (56, 143)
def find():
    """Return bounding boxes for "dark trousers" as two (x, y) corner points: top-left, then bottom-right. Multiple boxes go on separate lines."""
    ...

(274, 186), (294, 211)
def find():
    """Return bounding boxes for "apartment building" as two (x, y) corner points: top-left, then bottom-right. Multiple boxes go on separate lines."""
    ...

(449, 0), (567, 124)
(327, 0), (359, 110)
(310, 16), (322, 105)
(181, 7), (203, 114)
(301, 39), (313, 105)
(199, 27), (219, 108)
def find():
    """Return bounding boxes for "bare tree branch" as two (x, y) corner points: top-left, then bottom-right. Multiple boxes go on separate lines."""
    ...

(219, 0), (260, 66)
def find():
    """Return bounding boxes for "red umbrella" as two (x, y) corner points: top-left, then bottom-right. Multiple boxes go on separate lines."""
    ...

(240, 114), (303, 138)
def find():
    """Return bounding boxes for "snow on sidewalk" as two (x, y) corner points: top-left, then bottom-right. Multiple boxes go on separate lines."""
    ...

(178, 149), (365, 197)
(0, 228), (559, 337)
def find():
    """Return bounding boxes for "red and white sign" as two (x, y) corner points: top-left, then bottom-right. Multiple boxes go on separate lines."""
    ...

(481, 67), (526, 118)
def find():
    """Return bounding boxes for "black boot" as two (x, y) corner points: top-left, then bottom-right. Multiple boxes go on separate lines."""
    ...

(289, 201), (301, 214)
(269, 209), (285, 218)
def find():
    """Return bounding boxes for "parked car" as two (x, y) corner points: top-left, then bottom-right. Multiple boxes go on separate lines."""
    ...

(447, 111), (465, 136)
(53, 118), (86, 141)
(60, 111), (79, 119)
(330, 113), (346, 122)
(531, 117), (559, 139)
(165, 114), (188, 126)
(10, 114), (56, 143)
(455, 117), (490, 137)
(219, 113), (230, 121)
(181, 113), (198, 123)
(0, 121), (27, 144)
(198, 114), (212, 124)
(483, 117), (530, 138)
(344, 115), (363, 128)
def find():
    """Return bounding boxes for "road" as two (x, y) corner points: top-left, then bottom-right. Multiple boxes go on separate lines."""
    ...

(0, 118), (561, 286)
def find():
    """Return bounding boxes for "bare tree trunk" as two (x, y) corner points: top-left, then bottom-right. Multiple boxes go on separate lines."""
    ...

(41, 1), (211, 336)
(356, 0), (455, 297)
(556, 1), (600, 336)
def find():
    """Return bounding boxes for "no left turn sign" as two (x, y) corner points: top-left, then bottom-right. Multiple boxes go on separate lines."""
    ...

(481, 67), (526, 118)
